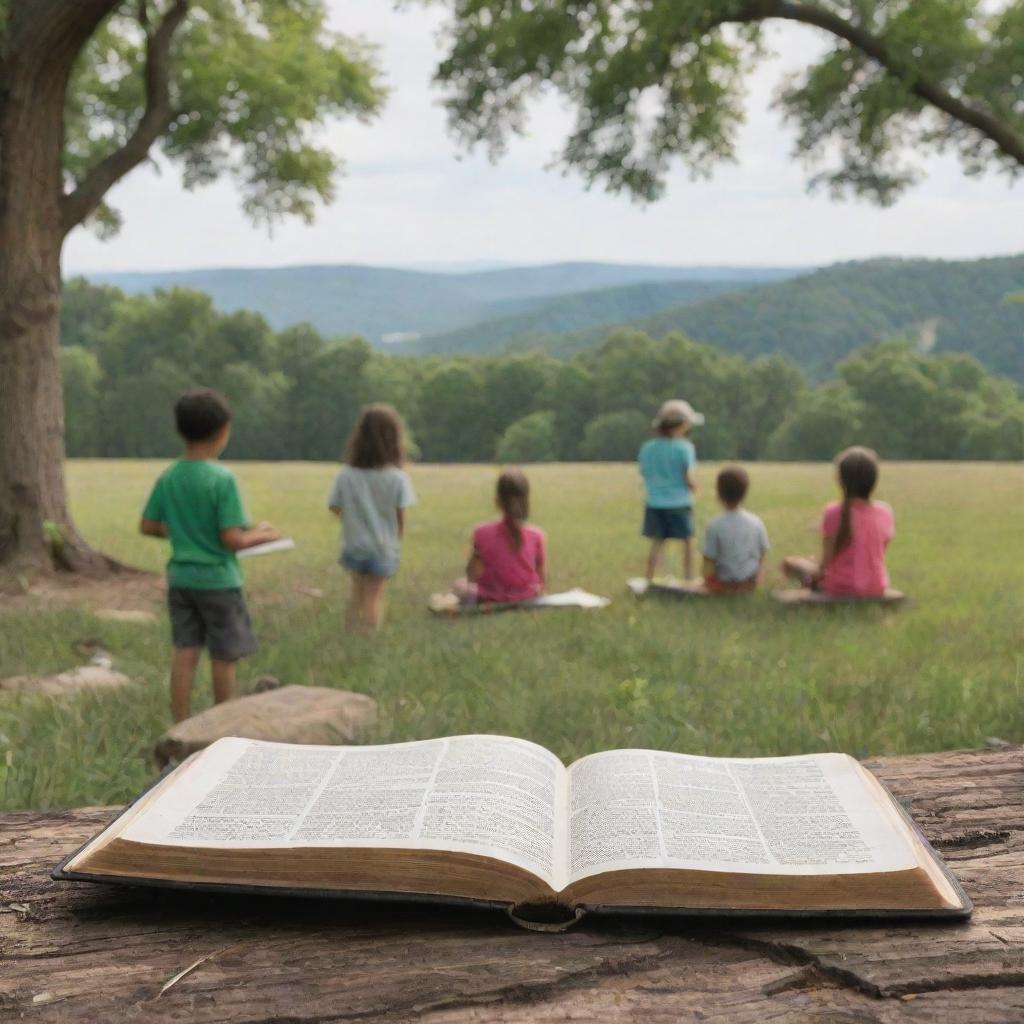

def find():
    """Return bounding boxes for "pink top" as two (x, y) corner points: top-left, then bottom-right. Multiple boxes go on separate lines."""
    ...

(472, 520), (546, 603)
(819, 499), (894, 597)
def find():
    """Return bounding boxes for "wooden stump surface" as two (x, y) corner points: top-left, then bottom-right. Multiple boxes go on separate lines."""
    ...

(2, 747), (1023, 1022)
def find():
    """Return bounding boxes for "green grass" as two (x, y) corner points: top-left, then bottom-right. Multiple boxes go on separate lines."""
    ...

(1, 460), (1022, 811)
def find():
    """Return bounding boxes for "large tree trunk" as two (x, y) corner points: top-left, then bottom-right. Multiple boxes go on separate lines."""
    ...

(0, 2), (120, 576)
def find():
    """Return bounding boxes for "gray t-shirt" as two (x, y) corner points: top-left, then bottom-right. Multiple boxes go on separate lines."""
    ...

(701, 509), (770, 582)
(328, 466), (416, 562)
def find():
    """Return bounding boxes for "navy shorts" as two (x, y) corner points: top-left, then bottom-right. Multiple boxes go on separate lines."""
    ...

(642, 506), (694, 540)
(168, 587), (257, 662)
(341, 550), (398, 578)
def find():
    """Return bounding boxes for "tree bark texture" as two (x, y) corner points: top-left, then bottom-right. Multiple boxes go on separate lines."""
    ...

(0, 1), (120, 573)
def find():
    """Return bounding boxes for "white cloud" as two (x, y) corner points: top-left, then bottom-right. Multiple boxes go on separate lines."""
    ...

(62, 2), (1022, 274)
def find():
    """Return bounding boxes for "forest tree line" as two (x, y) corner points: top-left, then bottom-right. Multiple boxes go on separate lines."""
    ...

(61, 279), (1024, 464)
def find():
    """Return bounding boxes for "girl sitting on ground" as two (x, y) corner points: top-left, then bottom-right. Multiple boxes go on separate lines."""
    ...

(451, 469), (546, 605)
(328, 404), (416, 632)
(780, 446), (894, 598)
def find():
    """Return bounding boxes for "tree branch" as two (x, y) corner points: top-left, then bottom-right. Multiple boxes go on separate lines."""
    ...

(760, 0), (1024, 167)
(61, 0), (190, 236)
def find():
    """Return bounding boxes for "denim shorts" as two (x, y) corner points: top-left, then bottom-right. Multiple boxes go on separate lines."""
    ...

(642, 506), (694, 540)
(341, 550), (398, 578)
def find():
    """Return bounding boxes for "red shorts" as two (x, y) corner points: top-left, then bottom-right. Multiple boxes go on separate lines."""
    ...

(704, 574), (757, 594)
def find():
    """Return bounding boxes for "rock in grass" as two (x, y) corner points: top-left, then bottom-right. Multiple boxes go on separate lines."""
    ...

(0, 665), (133, 696)
(95, 609), (158, 624)
(153, 684), (378, 767)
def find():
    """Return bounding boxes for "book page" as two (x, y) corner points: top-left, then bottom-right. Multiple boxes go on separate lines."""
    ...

(236, 537), (296, 558)
(566, 750), (919, 884)
(532, 589), (610, 609)
(121, 736), (565, 886)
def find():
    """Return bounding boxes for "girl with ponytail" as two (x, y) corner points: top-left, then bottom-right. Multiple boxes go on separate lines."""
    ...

(454, 469), (547, 604)
(781, 447), (895, 597)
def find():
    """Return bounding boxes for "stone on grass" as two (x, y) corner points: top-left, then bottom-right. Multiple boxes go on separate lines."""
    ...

(154, 684), (378, 767)
(95, 609), (158, 624)
(0, 665), (133, 697)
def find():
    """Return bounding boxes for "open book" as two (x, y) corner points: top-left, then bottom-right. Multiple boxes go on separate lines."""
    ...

(55, 736), (970, 925)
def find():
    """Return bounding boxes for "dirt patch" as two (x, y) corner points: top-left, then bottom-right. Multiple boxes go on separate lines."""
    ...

(0, 572), (323, 616)
(0, 572), (164, 615)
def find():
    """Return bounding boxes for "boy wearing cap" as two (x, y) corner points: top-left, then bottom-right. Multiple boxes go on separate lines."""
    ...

(638, 399), (703, 581)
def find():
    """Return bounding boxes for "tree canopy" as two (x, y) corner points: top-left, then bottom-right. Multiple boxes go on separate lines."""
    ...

(29, 0), (385, 240)
(61, 278), (1024, 463)
(432, 0), (1024, 203)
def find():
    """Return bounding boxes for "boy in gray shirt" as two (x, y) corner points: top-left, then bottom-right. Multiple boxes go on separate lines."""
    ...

(701, 466), (769, 592)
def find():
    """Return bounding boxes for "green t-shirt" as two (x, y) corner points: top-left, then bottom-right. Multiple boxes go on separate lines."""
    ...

(142, 460), (248, 590)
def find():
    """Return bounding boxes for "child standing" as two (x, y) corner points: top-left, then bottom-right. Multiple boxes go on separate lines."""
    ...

(458, 469), (546, 604)
(781, 446), (894, 597)
(701, 465), (769, 592)
(639, 399), (703, 581)
(141, 388), (281, 723)
(328, 404), (416, 631)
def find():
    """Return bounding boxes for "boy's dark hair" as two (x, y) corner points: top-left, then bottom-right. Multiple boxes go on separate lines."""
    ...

(716, 465), (749, 507)
(835, 446), (879, 554)
(496, 469), (530, 551)
(346, 403), (405, 469)
(175, 388), (231, 442)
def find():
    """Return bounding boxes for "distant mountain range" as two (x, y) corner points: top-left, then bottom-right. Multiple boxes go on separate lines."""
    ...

(85, 255), (1023, 383)
(394, 278), (752, 356)
(435, 255), (1024, 382)
(87, 261), (805, 344)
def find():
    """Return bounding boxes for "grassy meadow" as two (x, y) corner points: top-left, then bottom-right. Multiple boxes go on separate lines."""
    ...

(1, 459), (1022, 812)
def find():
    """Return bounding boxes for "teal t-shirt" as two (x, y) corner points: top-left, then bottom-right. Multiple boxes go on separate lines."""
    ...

(142, 460), (248, 590)
(638, 437), (696, 509)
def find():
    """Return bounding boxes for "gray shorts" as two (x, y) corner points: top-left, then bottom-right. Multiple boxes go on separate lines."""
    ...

(168, 587), (257, 663)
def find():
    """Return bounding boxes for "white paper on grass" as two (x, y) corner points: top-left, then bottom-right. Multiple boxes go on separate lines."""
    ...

(237, 537), (296, 558)
(531, 589), (610, 609)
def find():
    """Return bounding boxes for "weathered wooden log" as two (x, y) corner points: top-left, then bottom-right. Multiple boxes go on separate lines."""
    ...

(2, 747), (1023, 1022)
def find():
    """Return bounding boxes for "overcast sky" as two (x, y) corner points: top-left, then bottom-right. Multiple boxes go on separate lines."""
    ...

(63, 1), (1022, 275)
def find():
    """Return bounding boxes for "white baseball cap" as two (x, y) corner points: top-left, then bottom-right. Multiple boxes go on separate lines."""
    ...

(652, 399), (705, 430)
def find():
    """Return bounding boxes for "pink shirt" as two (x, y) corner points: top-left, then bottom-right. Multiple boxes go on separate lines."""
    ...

(473, 520), (546, 603)
(819, 500), (894, 597)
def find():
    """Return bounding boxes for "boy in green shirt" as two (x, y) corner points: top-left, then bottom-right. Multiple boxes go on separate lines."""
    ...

(141, 388), (280, 722)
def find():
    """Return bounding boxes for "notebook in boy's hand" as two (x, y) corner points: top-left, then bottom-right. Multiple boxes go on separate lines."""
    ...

(237, 537), (296, 558)
(54, 736), (971, 928)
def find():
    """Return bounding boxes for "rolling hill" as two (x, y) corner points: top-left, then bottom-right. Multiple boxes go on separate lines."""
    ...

(395, 278), (752, 355)
(87, 262), (804, 344)
(496, 255), (1024, 382)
